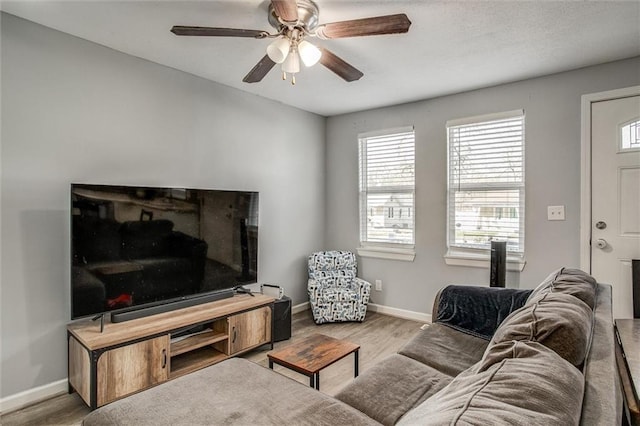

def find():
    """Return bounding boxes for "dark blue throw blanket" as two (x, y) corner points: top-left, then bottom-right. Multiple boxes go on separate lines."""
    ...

(436, 285), (533, 340)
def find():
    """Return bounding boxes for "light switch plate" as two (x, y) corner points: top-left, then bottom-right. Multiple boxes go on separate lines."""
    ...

(547, 205), (565, 221)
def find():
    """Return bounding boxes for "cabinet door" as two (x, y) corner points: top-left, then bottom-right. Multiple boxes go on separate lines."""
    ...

(228, 306), (271, 355)
(96, 335), (169, 406)
(68, 336), (91, 406)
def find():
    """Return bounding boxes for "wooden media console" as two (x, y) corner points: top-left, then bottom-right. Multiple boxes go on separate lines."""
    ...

(68, 293), (275, 409)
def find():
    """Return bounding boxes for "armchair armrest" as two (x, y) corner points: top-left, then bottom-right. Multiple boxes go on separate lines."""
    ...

(307, 278), (321, 304)
(434, 285), (532, 340)
(353, 277), (372, 292)
(308, 278), (319, 290)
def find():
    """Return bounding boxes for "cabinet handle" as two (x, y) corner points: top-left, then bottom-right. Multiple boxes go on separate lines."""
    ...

(161, 349), (167, 369)
(232, 327), (237, 343)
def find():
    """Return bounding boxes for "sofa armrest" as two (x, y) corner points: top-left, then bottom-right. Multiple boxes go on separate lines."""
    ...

(434, 285), (532, 340)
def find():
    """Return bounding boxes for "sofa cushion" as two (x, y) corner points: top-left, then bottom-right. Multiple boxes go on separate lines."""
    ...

(83, 358), (380, 426)
(488, 292), (592, 366)
(398, 323), (489, 377)
(335, 354), (451, 426)
(527, 267), (562, 300)
(120, 220), (174, 259)
(397, 341), (584, 426)
(527, 267), (597, 309)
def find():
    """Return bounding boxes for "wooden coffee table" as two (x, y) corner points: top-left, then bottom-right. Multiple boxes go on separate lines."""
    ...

(267, 333), (360, 391)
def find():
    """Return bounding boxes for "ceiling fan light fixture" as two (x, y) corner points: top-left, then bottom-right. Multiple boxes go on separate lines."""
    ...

(298, 40), (322, 67)
(266, 36), (290, 63)
(172, 0), (411, 84)
(282, 49), (300, 74)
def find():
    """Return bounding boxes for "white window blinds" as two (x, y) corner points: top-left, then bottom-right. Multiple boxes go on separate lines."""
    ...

(447, 110), (525, 254)
(359, 127), (415, 246)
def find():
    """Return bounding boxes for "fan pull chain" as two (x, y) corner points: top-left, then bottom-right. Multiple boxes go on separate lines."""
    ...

(281, 71), (296, 85)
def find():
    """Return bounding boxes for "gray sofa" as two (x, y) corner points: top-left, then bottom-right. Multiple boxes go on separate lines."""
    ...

(83, 268), (621, 425)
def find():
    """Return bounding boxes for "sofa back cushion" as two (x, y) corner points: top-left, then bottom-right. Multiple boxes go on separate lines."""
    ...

(120, 220), (174, 259)
(527, 267), (597, 309)
(397, 341), (584, 426)
(487, 292), (592, 366)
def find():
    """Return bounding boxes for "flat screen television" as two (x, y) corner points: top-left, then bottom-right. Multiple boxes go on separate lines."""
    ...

(70, 183), (258, 322)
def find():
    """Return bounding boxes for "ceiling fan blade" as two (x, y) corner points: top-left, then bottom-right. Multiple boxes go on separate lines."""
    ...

(243, 55), (277, 83)
(171, 26), (268, 38)
(316, 13), (411, 39)
(319, 48), (363, 82)
(271, 0), (299, 23)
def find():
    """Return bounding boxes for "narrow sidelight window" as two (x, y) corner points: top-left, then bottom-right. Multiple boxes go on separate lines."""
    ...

(359, 127), (415, 248)
(447, 110), (525, 258)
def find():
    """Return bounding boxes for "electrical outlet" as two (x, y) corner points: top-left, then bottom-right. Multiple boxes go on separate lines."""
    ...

(547, 205), (565, 221)
(375, 280), (382, 291)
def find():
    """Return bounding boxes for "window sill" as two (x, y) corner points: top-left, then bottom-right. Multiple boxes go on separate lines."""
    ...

(444, 249), (526, 272)
(357, 246), (416, 262)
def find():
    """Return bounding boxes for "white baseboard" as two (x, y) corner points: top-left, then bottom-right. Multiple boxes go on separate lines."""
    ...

(291, 300), (431, 324)
(367, 303), (432, 323)
(0, 379), (68, 414)
(291, 301), (309, 315)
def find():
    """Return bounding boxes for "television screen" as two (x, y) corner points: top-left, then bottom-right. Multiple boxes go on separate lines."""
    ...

(70, 184), (258, 319)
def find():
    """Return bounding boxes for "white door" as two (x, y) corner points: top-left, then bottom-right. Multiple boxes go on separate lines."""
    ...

(591, 93), (640, 319)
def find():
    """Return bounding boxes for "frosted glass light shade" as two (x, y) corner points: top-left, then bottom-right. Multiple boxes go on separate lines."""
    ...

(282, 51), (300, 74)
(267, 37), (290, 64)
(298, 40), (322, 67)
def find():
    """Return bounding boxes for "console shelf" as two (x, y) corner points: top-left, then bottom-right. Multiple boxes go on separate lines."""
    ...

(170, 328), (228, 357)
(68, 294), (274, 409)
(170, 347), (228, 379)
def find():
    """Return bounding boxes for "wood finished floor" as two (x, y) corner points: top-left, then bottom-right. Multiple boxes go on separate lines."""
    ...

(1, 310), (423, 426)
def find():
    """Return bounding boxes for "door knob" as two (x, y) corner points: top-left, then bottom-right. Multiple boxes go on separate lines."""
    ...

(595, 221), (607, 230)
(595, 238), (608, 249)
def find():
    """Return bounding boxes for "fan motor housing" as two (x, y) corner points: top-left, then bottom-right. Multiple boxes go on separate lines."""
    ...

(268, 0), (319, 31)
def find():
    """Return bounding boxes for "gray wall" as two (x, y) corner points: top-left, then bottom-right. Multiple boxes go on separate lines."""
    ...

(2, 8), (639, 403)
(0, 13), (325, 398)
(325, 57), (640, 314)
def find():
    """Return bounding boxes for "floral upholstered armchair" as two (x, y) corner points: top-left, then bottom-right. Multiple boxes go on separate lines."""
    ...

(307, 251), (371, 324)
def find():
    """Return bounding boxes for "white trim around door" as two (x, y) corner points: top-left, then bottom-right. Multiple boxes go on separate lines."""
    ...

(580, 85), (640, 273)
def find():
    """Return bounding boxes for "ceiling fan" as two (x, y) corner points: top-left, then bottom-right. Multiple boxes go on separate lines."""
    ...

(171, 0), (411, 85)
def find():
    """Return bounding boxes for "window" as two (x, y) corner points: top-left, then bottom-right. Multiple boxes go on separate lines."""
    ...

(358, 126), (415, 261)
(445, 110), (525, 270)
(619, 118), (640, 151)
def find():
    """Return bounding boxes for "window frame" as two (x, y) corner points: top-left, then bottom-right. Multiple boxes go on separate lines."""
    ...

(357, 126), (416, 262)
(618, 117), (640, 152)
(444, 110), (526, 271)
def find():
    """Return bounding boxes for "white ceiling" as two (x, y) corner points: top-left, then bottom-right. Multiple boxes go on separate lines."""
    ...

(2, 1), (639, 116)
